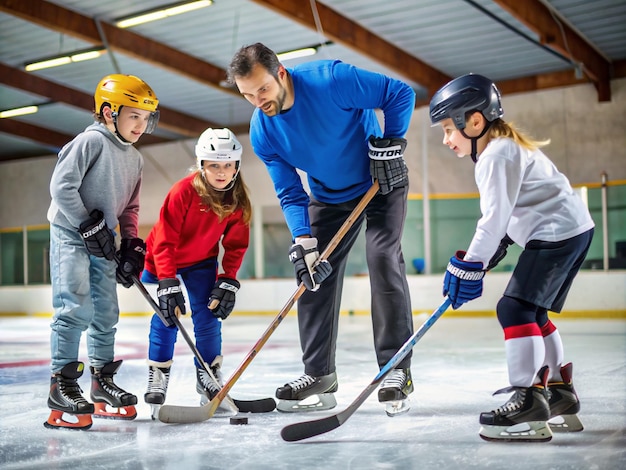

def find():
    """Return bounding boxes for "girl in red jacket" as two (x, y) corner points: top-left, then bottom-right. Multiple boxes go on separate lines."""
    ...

(141, 128), (251, 417)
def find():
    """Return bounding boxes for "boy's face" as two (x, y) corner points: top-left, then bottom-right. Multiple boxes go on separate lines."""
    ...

(104, 106), (153, 143)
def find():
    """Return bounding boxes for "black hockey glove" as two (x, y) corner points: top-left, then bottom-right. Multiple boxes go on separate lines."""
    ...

(485, 235), (514, 271)
(115, 238), (146, 288)
(157, 278), (186, 327)
(79, 209), (115, 260)
(288, 237), (332, 292)
(208, 277), (240, 320)
(368, 136), (408, 195)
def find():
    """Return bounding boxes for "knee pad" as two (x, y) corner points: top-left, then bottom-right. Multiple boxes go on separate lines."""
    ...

(496, 296), (538, 329)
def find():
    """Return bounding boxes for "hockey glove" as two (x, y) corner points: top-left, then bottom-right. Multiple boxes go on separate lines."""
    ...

(157, 278), (186, 327)
(79, 209), (115, 260)
(115, 238), (146, 288)
(443, 251), (485, 310)
(485, 235), (514, 271)
(288, 237), (332, 292)
(208, 277), (240, 320)
(368, 136), (409, 195)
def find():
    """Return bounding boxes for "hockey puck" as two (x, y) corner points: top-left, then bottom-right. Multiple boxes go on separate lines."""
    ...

(230, 416), (248, 425)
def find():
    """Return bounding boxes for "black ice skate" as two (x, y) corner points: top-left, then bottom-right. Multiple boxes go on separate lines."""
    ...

(275, 372), (338, 412)
(479, 366), (552, 442)
(378, 368), (413, 417)
(44, 361), (94, 430)
(547, 362), (584, 432)
(90, 360), (137, 420)
(196, 356), (236, 414)
(145, 361), (171, 420)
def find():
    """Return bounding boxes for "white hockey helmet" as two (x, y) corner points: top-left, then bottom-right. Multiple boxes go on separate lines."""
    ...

(195, 128), (242, 170)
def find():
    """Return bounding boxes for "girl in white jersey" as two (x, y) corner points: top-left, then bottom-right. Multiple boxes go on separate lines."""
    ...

(429, 74), (594, 443)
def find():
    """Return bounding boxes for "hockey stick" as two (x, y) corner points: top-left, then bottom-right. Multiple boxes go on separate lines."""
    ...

(122, 265), (274, 413)
(280, 297), (452, 442)
(158, 181), (381, 423)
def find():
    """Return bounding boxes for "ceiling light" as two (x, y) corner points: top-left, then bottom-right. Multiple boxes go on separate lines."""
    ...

(116, 0), (213, 28)
(277, 47), (317, 62)
(0, 105), (39, 119)
(25, 48), (106, 72)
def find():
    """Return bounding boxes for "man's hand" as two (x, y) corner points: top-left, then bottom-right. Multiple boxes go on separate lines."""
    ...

(288, 237), (332, 291)
(368, 136), (408, 195)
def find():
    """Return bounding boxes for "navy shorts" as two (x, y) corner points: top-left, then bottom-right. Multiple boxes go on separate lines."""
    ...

(504, 228), (594, 312)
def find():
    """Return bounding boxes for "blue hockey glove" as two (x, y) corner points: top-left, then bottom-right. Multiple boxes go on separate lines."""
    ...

(368, 136), (408, 195)
(208, 277), (240, 320)
(443, 251), (485, 309)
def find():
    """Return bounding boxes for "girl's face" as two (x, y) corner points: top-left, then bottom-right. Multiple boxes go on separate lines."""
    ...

(439, 113), (486, 158)
(202, 161), (238, 189)
(105, 106), (152, 143)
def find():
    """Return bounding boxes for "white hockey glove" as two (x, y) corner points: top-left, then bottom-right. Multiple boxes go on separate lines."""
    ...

(368, 136), (408, 195)
(288, 237), (332, 291)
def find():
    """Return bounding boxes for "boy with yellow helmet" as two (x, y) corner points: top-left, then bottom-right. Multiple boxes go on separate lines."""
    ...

(45, 74), (159, 429)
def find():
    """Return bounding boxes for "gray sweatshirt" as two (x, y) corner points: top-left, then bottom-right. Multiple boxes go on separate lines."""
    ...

(47, 122), (143, 239)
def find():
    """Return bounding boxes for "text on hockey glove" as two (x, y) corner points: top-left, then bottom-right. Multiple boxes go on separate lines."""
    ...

(79, 209), (115, 260)
(288, 237), (332, 292)
(443, 250), (484, 309)
(368, 136), (409, 195)
(157, 278), (186, 327)
(208, 278), (240, 320)
(115, 238), (146, 288)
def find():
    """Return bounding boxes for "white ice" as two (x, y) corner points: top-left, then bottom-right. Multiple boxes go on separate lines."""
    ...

(0, 311), (625, 469)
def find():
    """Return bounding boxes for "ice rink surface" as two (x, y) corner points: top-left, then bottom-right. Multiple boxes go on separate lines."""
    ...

(0, 309), (624, 470)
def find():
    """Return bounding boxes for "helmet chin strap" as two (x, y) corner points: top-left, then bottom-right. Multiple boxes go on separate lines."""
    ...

(111, 110), (132, 145)
(460, 121), (492, 163)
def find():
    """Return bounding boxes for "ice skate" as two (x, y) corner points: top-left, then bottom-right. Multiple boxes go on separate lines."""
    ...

(275, 372), (338, 412)
(196, 356), (234, 414)
(547, 362), (584, 432)
(44, 361), (94, 430)
(479, 366), (552, 442)
(378, 368), (413, 417)
(90, 360), (138, 420)
(144, 361), (171, 420)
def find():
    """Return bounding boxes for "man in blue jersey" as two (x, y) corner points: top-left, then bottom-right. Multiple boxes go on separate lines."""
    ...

(228, 43), (416, 415)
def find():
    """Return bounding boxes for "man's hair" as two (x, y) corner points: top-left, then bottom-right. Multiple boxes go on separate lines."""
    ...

(227, 43), (282, 85)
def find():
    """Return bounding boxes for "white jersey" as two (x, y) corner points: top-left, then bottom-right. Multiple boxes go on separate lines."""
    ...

(465, 138), (594, 267)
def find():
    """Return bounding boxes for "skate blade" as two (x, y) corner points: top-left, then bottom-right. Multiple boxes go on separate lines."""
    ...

(93, 403), (137, 420)
(276, 393), (337, 413)
(384, 399), (410, 417)
(149, 404), (162, 421)
(548, 414), (584, 432)
(479, 421), (553, 442)
(44, 410), (93, 430)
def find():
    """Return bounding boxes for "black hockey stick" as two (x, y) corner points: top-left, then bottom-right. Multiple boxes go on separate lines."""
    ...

(281, 297), (452, 442)
(158, 181), (381, 424)
(121, 263), (276, 414)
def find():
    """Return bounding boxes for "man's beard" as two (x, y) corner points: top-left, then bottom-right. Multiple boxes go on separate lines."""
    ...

(263, 85), (287, 116)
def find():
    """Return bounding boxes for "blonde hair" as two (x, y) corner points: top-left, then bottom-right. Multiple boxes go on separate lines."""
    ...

(488, 118), (550, 151)
(191, 169), (252, 224)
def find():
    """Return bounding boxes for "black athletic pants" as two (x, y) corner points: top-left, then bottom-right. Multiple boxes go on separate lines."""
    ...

(297, 185), (414, 377)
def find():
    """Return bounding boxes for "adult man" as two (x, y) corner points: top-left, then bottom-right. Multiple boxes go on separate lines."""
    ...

(228, 43), (415, 415)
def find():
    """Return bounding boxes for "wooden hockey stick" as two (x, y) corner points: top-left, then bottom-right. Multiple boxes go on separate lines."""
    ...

(122, 265), (274, 413)
(280, 297), (452, 442)
(158, 181), (381, 423)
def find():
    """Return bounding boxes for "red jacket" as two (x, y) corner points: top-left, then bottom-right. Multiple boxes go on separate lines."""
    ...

(144, 173), (249, 280)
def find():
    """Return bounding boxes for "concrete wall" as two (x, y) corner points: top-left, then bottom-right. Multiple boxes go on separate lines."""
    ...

(1, 271), (624, 317)
(1, 78), (625, 231)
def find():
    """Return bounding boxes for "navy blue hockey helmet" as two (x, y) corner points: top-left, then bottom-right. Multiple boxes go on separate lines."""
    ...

(429, 74), (503, 130)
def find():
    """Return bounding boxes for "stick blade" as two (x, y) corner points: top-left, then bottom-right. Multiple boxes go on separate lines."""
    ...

(235, 397), (276, 413)
(281, 415), (341, 442)
(158, 403), (213, 423)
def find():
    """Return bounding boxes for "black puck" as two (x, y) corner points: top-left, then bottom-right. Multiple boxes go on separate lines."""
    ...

(230, 416), (249, 425)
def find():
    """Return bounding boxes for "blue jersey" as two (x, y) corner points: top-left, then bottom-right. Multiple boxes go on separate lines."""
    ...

(250, 60), (415, 238)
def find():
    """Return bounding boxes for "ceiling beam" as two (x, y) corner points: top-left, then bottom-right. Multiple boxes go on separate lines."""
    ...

(251, 0), (451, 95)
(492, 0), (612, 101)
(0, 0), (237, 96)
(0, 62), (221, 137)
